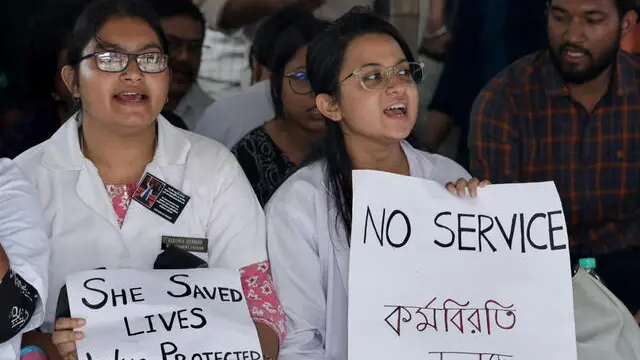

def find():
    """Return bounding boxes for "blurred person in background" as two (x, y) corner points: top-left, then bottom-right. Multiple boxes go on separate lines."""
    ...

(469, 0), (640, 320)
(414, 0), (547, 169)
(194, 5), (294, 147)
(232, 9), (330, 206)
(150, 0), (213, 130)
(192, 0), (378, 99)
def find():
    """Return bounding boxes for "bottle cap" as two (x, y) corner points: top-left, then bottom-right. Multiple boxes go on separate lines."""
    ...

(579, 257), (596, 269)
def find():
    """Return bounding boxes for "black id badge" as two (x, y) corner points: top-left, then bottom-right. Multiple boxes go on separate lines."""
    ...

(132, 172), (190, 224)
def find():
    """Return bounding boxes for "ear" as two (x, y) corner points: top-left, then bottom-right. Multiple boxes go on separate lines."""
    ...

(61, 65), (79, 98)
(316, 93), (342, 122)
(260, 67), (272, 82)
(621, 9), (638, 38)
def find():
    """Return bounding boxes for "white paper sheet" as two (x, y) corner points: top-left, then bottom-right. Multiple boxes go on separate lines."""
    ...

(349, 170), (577, 360)
(66, 268), (262, 360)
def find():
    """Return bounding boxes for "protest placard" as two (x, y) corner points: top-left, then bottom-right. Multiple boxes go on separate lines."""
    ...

(348, 170), (577, 360)
(65, 268), (262, 360)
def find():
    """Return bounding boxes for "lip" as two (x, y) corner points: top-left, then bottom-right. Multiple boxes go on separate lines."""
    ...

(113, 89), (149, 105)
(114, 88), (148, 96)
(308, 107), (325, 120)
(561, 47), (588, 64)
(384, 100), (408, 109)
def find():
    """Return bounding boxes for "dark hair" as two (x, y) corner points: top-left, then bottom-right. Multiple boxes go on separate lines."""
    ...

(14, 0), (91, 108)
(305, 6), (416, 242)
(546, 0), (636, 16)
(260, 8), (329, 119)
(615, 0), (636, 15)
(146, 0), (206, 38)
(250, 8), (325, 70)
(67, 0), (169, 69)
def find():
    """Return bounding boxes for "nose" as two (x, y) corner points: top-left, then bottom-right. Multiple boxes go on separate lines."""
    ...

(174, 46), (189, 61)
(385, 70), (407, 94)
(563, 18), (587, 45)
(121, 56), (143, 82)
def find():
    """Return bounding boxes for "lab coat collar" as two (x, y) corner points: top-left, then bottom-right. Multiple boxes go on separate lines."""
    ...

(41, 113), (191, 170)
(40, 112), (192, 231)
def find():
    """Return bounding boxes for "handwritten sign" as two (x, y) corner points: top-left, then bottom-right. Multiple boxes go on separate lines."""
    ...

(66, 268), (262, 360)
(348, 170), (577, 360)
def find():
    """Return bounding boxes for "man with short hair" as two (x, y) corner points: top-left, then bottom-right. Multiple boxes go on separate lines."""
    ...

(150, 0), (214, 130)
(469, 0), (640, 318)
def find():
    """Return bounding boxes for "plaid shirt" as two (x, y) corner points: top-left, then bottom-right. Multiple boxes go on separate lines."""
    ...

(469, 50), (640, 257)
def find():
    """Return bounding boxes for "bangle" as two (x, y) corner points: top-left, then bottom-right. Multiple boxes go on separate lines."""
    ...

(423, 25), (448, 39)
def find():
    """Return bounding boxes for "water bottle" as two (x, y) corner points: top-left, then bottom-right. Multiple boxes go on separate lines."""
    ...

(20, 346), (48, 360)
(579, 257), (603, 283)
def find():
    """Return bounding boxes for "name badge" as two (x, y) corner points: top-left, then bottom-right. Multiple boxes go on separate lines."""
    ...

(161, 236), (209, 253)
(132, 173), (190, 224)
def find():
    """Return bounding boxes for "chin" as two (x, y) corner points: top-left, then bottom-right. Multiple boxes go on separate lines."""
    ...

(304, 120), (326, 133)
(116, 112), (157, 129)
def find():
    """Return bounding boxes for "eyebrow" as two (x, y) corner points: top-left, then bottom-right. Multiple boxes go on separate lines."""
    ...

(95, 37), (162, 53)
(550, 5), (607, 16)
(359, 59), (408, 68)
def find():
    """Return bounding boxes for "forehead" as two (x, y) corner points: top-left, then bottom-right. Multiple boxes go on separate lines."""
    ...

(341, 33), (406, 73)
(550, 0), (617, 14)
(93, 17), (162, 51)
(161, 15), (203, 39)
(285, 46), (308, 69)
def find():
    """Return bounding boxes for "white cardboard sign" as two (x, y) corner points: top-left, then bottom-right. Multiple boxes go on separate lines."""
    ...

(66, 268), (262, 360)
(349, 170), (577, 360)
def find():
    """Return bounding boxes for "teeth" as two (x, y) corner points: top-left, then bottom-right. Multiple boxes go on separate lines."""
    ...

(120, 92), (142, 96)
(387, 104), (406, 110)
(567, 51), (584, 57)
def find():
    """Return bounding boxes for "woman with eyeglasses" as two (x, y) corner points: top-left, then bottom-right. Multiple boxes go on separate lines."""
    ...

(13, 0), (284, 359)
(231, 9), (330, 207)
(265, 7), (487, 359)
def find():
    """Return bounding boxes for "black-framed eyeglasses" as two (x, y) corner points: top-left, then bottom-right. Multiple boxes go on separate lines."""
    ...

(80, 51), (169, 74)
(341, 61), (424, 91)
(284, 71), (313, 95)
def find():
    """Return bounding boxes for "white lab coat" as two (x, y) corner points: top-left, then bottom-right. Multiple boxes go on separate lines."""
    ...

(195, 80), (273, 148)
(14, 114), (266, 332)
(265, 142), (470, 360)
(0, 159), (49, 360)
(175, 83), (214, 130)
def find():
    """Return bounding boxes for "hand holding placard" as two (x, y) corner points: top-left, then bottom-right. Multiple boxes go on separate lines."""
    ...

(348, 170), (577, 360)
(65, 269), (263, 360)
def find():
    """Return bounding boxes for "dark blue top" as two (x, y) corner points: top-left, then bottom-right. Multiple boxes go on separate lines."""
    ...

(428, 0), (547, 169)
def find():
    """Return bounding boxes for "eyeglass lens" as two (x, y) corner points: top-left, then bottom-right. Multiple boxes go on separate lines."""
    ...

(287, 72), (312, 95)
(94, 52), (168, 74)
(358, 62), (424, 90)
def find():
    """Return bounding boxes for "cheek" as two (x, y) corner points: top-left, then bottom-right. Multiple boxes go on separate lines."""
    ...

(189, 53), (202, 68)
(339, 88), (378, 125)
(407, 86), (419, 117)
(78, 61), (97, 81)
(78, 72), (115, 108)
(148, 73), (170, 102)
(282, 88), (314, 115)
